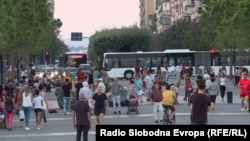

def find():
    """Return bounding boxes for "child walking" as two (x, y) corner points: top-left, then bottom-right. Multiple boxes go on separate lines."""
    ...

(19, 106), (24, 128)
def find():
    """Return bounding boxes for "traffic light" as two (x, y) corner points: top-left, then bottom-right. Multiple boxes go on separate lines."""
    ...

(210, 48), (215, 57)
(45, 51), (50, 57)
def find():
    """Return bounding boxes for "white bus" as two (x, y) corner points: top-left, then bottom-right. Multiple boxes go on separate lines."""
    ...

(102, 49), (221, 80)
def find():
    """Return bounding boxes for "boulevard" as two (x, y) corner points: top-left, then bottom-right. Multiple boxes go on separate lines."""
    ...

(0, 79), (249, 141)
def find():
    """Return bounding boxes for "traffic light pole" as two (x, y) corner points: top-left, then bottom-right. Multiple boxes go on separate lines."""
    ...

(213, 57), (215, 72)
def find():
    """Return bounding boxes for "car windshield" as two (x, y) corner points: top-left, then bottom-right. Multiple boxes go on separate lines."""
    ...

(80, 64), (90, 71)
(65, 67), (76, 72)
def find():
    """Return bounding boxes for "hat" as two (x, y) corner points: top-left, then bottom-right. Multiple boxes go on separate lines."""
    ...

(97, 78), (103, 81)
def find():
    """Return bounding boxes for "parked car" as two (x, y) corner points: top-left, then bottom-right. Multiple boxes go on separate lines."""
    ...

(79, 64), (91, 76)
(63, 67), (77, 79)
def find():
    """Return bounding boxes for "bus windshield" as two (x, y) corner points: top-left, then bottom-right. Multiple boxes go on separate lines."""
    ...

(59, 52), (87, 68)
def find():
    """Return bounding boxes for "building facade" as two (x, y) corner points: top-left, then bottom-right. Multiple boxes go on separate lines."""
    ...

(47, 0), (55, 16)
(139, 0), (202, 33)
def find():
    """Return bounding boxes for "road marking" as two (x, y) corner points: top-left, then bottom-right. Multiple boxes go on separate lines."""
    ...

(12, 112), (249, 123)
(0, 131), (96, 138)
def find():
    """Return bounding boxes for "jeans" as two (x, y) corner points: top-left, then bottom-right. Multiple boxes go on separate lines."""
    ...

(219, 85), (226, 99)
(191, 122), (207, 125)
(76, 124), (89, 141)
(153, 101), (163, 121)
(63, 97), (71, 112)
(112, 95), (121, 112)
(41, 110), (47, 123)
(23, 106), (32, 127)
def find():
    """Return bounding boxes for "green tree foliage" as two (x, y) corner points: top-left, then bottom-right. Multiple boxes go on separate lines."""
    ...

(149, 13), (157, 33)
(88, 26), (152, 66)
(152, 20), (210, 51)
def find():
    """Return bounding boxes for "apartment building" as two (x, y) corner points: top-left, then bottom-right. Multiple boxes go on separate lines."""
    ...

(47, 0), (55, 16)
(140, 0), (202, 33)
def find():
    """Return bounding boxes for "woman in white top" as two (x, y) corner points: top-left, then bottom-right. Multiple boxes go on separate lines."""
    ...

(218, 72), (226, 101)
(19, 86), (33, 130)
(38, 84), (49, 127)
(33, 89), (43, 130)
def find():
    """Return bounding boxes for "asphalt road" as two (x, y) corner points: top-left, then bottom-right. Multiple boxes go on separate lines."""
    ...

(0, 79), (249, 141)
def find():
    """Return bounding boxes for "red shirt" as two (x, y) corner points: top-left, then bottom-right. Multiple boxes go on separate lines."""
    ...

(77, 71), (85, 81)
(239, 78), (250, 95)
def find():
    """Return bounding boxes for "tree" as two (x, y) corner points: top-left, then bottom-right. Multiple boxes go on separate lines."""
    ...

(88, 26), (152, 66)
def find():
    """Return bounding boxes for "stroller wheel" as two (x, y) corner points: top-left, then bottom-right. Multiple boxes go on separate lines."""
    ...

(136, 110), (139, 114)
(127, 110), (130, 115)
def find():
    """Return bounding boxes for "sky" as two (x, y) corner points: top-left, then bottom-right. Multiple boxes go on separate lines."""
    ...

(54, 0), (140, 48)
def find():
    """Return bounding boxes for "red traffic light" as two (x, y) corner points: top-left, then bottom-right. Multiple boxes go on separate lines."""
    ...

(210, 48), (215, 54)
(45, 51), (51, 57)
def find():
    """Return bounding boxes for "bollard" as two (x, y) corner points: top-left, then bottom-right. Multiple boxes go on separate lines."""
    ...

(227, 91), (233, 104)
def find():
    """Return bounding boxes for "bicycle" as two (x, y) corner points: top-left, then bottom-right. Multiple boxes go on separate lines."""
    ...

(163, 108), (175, 125)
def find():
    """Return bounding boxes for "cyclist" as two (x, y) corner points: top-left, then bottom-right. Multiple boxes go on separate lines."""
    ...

(162, 84), (177, 121)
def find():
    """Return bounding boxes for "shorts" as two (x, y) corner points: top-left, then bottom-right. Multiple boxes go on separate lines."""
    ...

(5, 111), (14, 122)
(94, 108), (105, 116)
(162, 105), (175, 112)
(34, 108), (42, 113)
(145, 88), (152, 94)
(0, 114), (4, 119)
(240, 95), (248, 100)
(209, 95), (217, 103)
(137, 90), (143, 96)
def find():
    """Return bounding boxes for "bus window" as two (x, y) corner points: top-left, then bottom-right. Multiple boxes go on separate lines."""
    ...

(120, 58), (136, 68)
(162, 56), (168, 67)
(138, 58), (151, 67)
(152, 57), (161, 67)
(169, 57), (175, 66)
(177, 57), (192, 66)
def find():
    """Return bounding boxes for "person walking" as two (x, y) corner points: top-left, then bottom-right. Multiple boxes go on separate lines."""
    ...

(218, 72), (226, 101)
(62, 79), (72, 115)
(134, 75), (143, 103)
(4, 91), (15, 131)
(33, 89), (43, 130)
(150, 83), (163, 123)
(91, 86), (108, 125)
(238, 72), (250, 112)
(72, 91), (92, 141)
(38, 84), (49, 127)
(187, 80), (211, 125)
(19, 86), (33, 130)
(110, 78), (123, 114)
(207, 77), (219, 110)
(74, 78), (83, 101)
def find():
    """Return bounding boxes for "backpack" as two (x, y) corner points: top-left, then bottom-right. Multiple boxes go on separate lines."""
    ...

(0, 107), (3, 115)
(5, 98), (14, 113)
(185, 83), (193, 93)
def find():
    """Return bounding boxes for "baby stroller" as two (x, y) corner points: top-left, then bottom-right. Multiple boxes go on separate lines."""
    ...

(127, 94), (139, 114)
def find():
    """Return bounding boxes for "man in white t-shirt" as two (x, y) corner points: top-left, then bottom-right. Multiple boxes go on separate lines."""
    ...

(96, 78), (106, 93)
(144, 71), (154, 101)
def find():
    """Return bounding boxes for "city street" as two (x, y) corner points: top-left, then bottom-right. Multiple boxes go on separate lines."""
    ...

(0, 80), (250, 141)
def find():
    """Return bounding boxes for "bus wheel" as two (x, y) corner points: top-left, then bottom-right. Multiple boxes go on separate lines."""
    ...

(124, 71), (134, 80)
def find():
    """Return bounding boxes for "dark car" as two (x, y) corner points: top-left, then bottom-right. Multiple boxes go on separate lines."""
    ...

(108, 90), (128, 107)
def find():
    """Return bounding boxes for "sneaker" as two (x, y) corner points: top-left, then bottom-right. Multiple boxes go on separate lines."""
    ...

(160, 120), (163, 122)
(155, 120), (158, 123)
(66, 112), (70, 115)
(7, 128), (12, 131)
(36, 127), (40, 130)
(118, 111), (121, 114)
(113, 111), (117, 114)
(241, 108), (244, 112)
(24, 127), (30, 130)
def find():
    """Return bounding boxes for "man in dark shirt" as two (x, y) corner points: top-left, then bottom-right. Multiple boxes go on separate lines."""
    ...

(4, 80), (15, 98)
(187, 80), (211, 125)
(62, 79), (72, 115)
(91, 86), (108, 125)
(72, 91), (91, 141)
(74, 78), (83, 101)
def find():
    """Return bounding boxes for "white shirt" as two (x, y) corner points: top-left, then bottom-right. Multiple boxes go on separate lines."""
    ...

(144, 75), (153, 88)
(22, 92), (32, 107)
(79, 86), (92, 100)
(33, 96), (43, 109)
(97, 82), (106, 93)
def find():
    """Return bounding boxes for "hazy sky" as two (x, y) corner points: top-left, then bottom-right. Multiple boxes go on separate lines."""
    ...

(54, 0), (140, 47)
